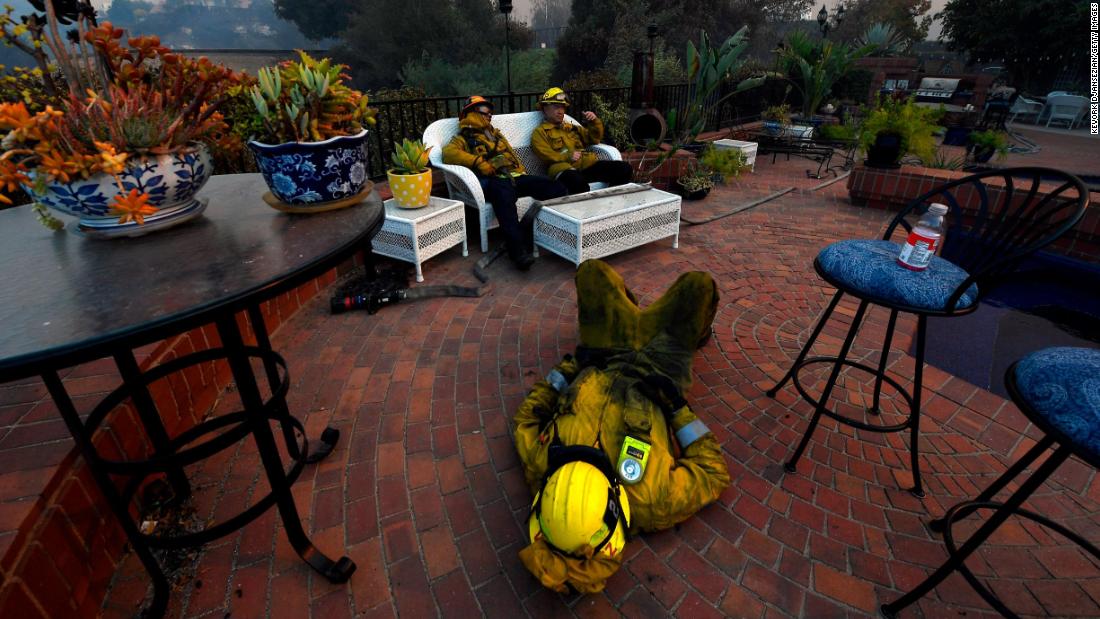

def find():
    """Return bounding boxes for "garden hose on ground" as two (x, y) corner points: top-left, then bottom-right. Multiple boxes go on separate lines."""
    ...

(679, 187), (796, 225)
(332, 182), (788, 314)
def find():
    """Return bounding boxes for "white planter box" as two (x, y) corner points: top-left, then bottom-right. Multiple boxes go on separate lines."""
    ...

(373, 196), (468, 282)
(789, 124), (815, 140)
(712, 139), (758, 172)
(533, 184), (681, 266)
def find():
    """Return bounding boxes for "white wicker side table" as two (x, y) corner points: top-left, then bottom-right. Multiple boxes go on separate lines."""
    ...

(533, 184), (681, 266)
(373, 196), (467, 282)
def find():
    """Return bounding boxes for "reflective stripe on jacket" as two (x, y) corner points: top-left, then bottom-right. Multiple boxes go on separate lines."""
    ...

(530, 118), (605, 178)
(442, 112), (526, 175)
(512, 260), (729, 594)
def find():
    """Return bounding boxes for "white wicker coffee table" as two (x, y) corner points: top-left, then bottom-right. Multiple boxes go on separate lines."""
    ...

(373, 196), (467, 282)
(533, 184), (681, 266)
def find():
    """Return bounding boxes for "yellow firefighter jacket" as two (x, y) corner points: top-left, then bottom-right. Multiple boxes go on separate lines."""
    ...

(513, 259), (729, 594)
(441, 112), (526, 177)
(530, 117), (605, 178)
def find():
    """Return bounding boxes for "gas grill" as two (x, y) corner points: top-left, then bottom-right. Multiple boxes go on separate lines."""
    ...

(913, 77), (961, 102)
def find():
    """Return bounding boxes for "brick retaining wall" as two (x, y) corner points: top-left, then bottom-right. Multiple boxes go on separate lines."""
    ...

(0, 259), (359, 617)
(847, 164), (1100, 264)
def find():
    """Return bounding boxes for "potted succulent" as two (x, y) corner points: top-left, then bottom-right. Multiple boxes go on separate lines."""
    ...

(248, 52), (377, 208)
(387, 139), (432, 208)
(967, 129), (1010, 164)
(676, 164), (714, 200)
(857, 96), (942, 168)
(0, 8), (243, 236)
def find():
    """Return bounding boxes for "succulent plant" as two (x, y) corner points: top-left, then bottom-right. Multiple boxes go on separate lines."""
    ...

(249, 51), (376, 143)
(389, 138), (431, 175)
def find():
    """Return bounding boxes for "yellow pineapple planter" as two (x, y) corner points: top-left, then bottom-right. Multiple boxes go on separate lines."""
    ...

(387, 139), (433, 208)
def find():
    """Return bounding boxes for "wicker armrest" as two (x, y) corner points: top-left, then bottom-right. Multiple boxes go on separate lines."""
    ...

(589, 143), (622, 162)
(432, 160), (485, 207)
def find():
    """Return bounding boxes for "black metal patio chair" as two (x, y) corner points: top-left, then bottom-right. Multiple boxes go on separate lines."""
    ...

(767, 167), (1089, 497)
(882, 346), (1100, 617)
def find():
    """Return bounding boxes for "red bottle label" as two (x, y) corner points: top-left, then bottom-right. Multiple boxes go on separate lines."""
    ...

(897, 230), (938, 270)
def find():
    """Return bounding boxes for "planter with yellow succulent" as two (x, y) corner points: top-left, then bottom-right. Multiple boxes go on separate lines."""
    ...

(386, 139), (432, 209)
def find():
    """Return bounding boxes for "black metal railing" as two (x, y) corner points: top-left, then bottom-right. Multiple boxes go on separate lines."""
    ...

(365, 80), (791, 179)
(366, 87), (631, 178)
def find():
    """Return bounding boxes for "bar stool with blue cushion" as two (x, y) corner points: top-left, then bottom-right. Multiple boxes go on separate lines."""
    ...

(768, 167), (1088, 497)
(882, 347), (1100, 617)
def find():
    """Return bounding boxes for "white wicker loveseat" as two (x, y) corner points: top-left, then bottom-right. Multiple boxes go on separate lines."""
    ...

(423, 111), (623, 253)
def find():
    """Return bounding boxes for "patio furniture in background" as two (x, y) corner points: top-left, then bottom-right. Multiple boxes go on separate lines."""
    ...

(1042, 94), (1088, 128)
(767, 167), (1089, 497)
(531, 183), (681, 266)
(0, 174), (383, 616)
(882, 347), (1100, 618)
(1008, 95), (1044, 124)
(373, 196), (468, 282)
(740, 128), (845, 179)
(423, 112), (622, 253)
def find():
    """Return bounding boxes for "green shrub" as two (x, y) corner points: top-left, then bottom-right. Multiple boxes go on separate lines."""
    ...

(817, 123), (854, 141)
(699, 144), (747, 182)
(857, 96), (943, 163)
(591, 94), (631, 148)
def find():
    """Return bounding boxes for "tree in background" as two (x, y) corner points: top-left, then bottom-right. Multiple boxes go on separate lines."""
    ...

(939, 0), (1087, 93)
(288, 0), (533, 90)
(273, 0), (355, 41)
(829, 0), (932, 49)
(554, 0), (812, 84)
(401, 48), (556, 96)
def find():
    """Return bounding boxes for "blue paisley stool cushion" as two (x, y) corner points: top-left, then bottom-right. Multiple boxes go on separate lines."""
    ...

(1013, 347), (1100, 462)
(816, 240), (979, 312)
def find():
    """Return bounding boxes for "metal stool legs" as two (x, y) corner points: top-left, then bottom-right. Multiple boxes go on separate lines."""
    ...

(881, 436), (1086, 618)
(767, 290), (844, 397)
(782, 297), (870, 472)
(768, 294), (929, 496)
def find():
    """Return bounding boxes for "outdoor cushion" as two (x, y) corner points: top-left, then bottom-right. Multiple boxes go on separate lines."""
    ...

(816, 239), (978, 312)
(1013, 347), (1100, 461)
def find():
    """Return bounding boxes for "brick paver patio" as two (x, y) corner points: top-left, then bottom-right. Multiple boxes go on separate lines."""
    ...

(56, 140), (1100, 617)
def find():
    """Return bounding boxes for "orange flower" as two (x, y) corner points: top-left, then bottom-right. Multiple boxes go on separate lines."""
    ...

(110, 188), (157, 225)
(94, 142), (128, 175)
(0, 102), (33, 129)
(37, 149), (81, 183)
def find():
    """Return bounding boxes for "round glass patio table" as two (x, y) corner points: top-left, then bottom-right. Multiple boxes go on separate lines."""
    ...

(0, 173), (384, 616)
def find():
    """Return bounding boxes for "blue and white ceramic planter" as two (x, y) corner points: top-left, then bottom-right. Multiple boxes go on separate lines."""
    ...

(27, 144), (212, 238)
(248, 129), (370, 206)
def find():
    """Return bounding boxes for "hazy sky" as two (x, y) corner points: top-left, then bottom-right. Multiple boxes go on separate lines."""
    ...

(89, 0), (950, 40)
(510, 0), (950, 40)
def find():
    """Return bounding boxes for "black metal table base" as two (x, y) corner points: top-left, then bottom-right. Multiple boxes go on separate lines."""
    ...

(881, 436), (1100, 618)
(42, 310), (354, 617)
(767, 288), (929, 497)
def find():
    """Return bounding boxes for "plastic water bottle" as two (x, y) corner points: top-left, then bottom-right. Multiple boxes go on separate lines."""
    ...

(897, 203), (949, 271)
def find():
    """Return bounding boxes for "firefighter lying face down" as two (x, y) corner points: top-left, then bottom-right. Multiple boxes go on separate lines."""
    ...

(513, 259), (730, 594)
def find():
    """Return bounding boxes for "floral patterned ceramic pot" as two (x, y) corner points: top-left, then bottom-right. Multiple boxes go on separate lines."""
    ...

(248, 129), (371, 206)
(26, 143), (212, 238)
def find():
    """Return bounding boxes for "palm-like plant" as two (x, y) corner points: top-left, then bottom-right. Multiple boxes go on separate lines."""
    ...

(779, 31), (875, 120)
(857, 23), (908, 57)
(642, 27), (763, 174)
